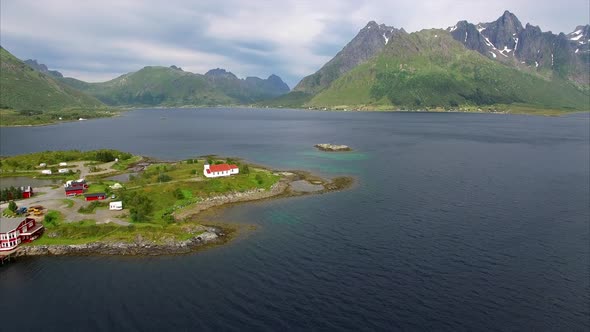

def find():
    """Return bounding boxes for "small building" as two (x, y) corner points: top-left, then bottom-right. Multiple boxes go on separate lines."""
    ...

(203, 163), (239, 178)
(58, 168), (69, 174)
(59, 162), (67, 166)
(65, 187), (85, 196)
(64, 180), (87, 196)
(109, 201), (123, 210)
(0, 217), (44, 251)
(41, 170), (52, 175)
(22, 186), (33, 199)
(84, 193), (106, 201)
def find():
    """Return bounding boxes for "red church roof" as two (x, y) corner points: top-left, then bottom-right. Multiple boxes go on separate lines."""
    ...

(207, 164), (238, 173)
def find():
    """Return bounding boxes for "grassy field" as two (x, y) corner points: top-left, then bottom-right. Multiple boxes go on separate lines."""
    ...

(121, 158), (280, 223)
(0, 108), (119, 126)
(0, 149), (133, 171)
(34, 213), (208, 245)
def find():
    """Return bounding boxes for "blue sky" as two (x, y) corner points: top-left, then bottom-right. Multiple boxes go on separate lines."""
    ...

(1, 0), (588, 88)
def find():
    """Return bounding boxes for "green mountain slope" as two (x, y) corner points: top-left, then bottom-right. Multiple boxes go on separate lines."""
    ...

(308, 30), (590, 111)
(77, 66), (235, 106)
(0, 47), (104, 111)
(64, 66), (290, 107)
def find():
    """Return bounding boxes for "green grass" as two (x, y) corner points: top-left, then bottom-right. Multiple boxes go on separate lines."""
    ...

(32, 220), (207, 245)
(0, 47), (118, 126)
(257, 91), (313, 108)
(62, 199), (74, 208)
(112, 155), (143, 171)
(121, 159), (280, 223)
(0, 149), (134, 172)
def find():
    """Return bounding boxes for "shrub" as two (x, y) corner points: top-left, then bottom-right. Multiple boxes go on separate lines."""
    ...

(157, 174), (172, 182)
(173, 188), (184, 199)
(8, 201), (17, 212)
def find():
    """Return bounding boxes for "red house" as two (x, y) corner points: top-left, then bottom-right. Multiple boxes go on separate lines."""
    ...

(22, 186), (33, 199)
(65, 187), (85, 196)
(64, 180), (88, 196)
(84, 193), (106, 201)
(0, 217), (44, 251)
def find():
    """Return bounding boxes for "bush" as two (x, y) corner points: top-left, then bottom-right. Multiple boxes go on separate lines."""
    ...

(190, 169), (197, 175)
(44, 211), (61, 226)
(242, 164), (250, 175)
(157, 174), (172, 182)
(8, 201), (17, 212)
(173, 188), (184, 199)
(255, 173), (263, 185)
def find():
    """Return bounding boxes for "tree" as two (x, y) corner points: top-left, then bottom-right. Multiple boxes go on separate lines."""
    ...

(255, 173), (264, 185)
(157, 174), (172, 182)
(127, 192), (154, 222)
(173, 188), (184, 199)
(242, 164), (250, 174)
(0, 188), (6, 202)
(8, 201), (17, 213)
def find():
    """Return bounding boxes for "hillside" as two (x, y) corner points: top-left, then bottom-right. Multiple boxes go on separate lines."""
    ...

(307, 29), (589, 111)
(0, 47), (104, 112)
(64, 66), (290, 107)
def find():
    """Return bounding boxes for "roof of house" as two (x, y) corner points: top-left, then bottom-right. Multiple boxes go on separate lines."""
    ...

(84, 193), (106, 198)
(65, 186), (85, 191)
(0, 216), (26, 233)
(207, 164), (238, 173)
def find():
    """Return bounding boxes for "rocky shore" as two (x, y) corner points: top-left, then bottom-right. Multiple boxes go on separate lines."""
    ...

(174, 181), (289, 220)
(15, 226), (224, 257)
(314, 143), (352, 152)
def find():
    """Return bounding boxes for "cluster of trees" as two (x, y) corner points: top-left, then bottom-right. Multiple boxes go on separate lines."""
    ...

(0, 186), (25, 202)
(0, 149), (134, 172)
(119, 190), (154, 222)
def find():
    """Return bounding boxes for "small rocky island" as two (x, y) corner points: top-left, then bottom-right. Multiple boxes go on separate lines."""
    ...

(314, 143), (352, 152)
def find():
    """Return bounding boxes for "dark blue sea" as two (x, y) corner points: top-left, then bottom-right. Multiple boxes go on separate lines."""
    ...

(1, 108), (589, 331)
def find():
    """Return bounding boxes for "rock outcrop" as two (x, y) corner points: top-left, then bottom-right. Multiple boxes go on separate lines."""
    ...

(314, 143), (352, 152)
(16, 227), (223, 256)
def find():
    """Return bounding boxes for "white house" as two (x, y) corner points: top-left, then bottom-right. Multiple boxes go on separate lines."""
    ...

(59, 162), (67, 166)
(109, 201), (123, 211)
(41, 170), (52, 175)
(203, 163), (239, 178)
(58, 168), (69, 174)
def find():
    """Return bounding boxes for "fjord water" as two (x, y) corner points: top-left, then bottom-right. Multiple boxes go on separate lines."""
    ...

(1, 108), (589, 331)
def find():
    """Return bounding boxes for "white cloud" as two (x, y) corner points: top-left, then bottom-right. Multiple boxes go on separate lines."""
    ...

(1, 0), (588, 87)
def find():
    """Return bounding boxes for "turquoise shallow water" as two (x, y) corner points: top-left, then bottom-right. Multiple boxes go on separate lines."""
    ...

(0, 108), (588, 331)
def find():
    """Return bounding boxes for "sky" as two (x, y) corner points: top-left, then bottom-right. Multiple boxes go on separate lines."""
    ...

(1, 0), (589, 88)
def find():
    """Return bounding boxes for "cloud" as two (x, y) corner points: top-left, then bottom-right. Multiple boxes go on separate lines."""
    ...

(1, 0), (588, 87)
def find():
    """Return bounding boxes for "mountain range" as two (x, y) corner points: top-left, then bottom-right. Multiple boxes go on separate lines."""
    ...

(277, 10), (589, 112)
(0, 48), (290, 113)
(1, 10), (588, 117)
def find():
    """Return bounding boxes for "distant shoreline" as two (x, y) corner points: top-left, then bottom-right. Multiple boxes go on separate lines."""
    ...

(2, 106), (587, 128)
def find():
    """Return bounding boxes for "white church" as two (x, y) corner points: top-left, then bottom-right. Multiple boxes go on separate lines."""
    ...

(203, 163), (239, 178)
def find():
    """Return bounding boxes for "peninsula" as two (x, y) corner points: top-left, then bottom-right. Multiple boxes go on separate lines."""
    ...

(0, 150), (352, 258)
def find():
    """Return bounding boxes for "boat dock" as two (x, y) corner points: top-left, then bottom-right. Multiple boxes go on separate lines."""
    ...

(0, 248), (18, 265)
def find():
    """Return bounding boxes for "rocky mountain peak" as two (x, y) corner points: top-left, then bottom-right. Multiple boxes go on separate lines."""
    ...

(294, 21), (404, 93)
(24, 59), (63, 78)
(205, 68), (238, 79)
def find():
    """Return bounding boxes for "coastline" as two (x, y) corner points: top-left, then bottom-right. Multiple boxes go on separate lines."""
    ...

(1, 105), (587, 129)
(2, 155), (354, 258)
(15, 225), (228, 257)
